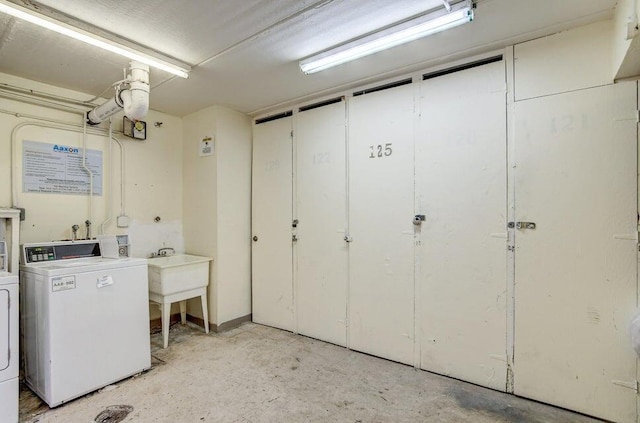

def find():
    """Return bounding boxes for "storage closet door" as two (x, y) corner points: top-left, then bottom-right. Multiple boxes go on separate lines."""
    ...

(513, 83), (638, 423)
(295, 101), (348, 346)
(348, 84), (416, 365)
(416, 61), (508, 390)
(252, 117), (294, 331)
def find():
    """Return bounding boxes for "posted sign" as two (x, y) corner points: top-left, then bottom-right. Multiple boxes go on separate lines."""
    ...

(22, 140), (103, 195)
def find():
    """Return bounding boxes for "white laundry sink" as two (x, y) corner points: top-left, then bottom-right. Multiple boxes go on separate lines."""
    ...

(147, 254), (212, 295)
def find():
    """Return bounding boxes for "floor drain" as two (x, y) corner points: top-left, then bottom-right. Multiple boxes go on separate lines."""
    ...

(94, 405), (134, 423)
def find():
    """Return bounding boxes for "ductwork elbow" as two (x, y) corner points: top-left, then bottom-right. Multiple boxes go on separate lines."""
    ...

(86, 61), (150, 125)
(121, 61), (150, 122)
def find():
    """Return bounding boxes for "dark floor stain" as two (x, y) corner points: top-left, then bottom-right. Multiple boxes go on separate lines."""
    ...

(19, 382), (48, 422)
(94, 405), (134, 423)
(449, 387), (560, 423)
(151, 354), (166, 366)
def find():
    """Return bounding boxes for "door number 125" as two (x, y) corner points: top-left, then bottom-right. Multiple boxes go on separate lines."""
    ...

(369, 143), (393, 158)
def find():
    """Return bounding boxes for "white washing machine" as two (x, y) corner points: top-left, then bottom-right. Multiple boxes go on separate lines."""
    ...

(0, 271), (18, 423)
(20, 240), (150, 407)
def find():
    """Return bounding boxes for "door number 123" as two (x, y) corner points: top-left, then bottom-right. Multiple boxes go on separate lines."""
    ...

(369, 143), (393, 158)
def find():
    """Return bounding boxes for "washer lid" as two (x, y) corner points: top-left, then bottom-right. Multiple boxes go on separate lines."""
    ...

(20, 257), (147, 276)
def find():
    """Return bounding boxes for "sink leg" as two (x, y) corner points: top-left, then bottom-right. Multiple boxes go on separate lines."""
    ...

(201, 294), (209, 334)
(162, 302), (170, 349)
(179, 300), (187, 325)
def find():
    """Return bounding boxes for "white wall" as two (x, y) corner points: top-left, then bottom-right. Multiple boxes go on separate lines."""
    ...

(2, 72), (252, 328)
(0, 73), (184, 251)
(215, 107), (252, 325)
(182, 105), (252, 327)
(514, 20), (613, 101)
(182, 106), (219, 324)
(0, 72), (184, 320)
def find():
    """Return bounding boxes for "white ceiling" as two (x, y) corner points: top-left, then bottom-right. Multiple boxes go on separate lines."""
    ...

(0, 0), (618, 117)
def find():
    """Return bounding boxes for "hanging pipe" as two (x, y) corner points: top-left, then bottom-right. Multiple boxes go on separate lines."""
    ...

(81, 114), (94, 230)
(115, 136), (126, 216)
(99, 119), (114, 235)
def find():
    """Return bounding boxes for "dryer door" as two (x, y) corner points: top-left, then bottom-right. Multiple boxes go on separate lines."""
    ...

(0, 289), (9, 371)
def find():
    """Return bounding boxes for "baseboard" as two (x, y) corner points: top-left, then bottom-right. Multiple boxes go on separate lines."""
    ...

(151, 313), (252, 333)
(214, 314), (253, 332)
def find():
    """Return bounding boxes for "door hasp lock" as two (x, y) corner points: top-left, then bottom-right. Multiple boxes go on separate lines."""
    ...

(508, 221), (536, 230)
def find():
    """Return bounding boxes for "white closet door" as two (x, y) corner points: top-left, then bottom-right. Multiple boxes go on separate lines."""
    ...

(0, 289), (8, 370)
(513, 83), (637, 423)
(348, 84), (416, 365)
(295, 101), (348, 346)
(416, 61), (508, 390)
(252, 117), (294, 331)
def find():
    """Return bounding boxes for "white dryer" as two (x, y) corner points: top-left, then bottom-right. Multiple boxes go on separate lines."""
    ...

(0, 271), (18, 423)
(20, 240), (150, 407)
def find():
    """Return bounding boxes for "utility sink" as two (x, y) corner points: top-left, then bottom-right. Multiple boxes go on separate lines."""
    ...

(147, 254), (213, 348)
(147, 254), (212, 295)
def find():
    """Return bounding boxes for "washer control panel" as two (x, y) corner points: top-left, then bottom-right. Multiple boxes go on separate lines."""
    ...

(24, 246), (55, 263)
(22, 240), (101, 264)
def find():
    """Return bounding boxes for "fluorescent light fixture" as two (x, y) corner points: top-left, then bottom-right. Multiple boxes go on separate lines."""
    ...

(0, 0), (190, 78)
(300, 1), (474, 74)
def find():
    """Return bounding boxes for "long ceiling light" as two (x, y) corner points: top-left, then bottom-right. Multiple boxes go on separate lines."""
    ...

(299, 1), (474, 74)
(0, 0), (190, 78)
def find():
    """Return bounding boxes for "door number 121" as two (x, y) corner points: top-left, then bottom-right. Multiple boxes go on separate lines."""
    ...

(369, 143), (393, 158)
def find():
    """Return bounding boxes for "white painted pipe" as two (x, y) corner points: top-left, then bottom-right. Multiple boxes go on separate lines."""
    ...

(86, 96), (123, 125)
(121, 62), (149, 121)
(6, 115), (124, 210)
(9, 120), (96, 207)
(99, 120), (113, 235)
(81, 115), (94, 231)
(114, 136), (126, 216)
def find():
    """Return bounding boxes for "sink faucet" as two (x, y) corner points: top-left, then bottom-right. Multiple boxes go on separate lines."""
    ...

(158, 247), (175, 257)
(71, 224), (79, 241)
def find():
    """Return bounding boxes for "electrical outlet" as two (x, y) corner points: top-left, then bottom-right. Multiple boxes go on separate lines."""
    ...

(117, 215), (130, 228)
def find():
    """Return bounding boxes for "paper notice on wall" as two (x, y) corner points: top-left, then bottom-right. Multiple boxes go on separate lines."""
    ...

(22, 140), (103, 195)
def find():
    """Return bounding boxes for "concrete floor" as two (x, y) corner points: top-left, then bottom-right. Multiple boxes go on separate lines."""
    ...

(20, 322), (603, 423)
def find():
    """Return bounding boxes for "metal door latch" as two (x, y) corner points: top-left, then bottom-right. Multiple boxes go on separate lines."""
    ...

(292, 234), (298, 242)
(413, 215), (426, 225)
(344, 235), (353, 243)
(508, 221), (536, 230)
(292, 219), (299, 228)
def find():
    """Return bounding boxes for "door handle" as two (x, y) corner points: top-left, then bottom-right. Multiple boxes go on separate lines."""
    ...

(413, 215), (426, 225)
(252, 236), (258, 242)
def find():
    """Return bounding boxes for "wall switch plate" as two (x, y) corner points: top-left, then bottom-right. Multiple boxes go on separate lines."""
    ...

(117, 215), (130, 228)
(200, 136), (214, 157)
